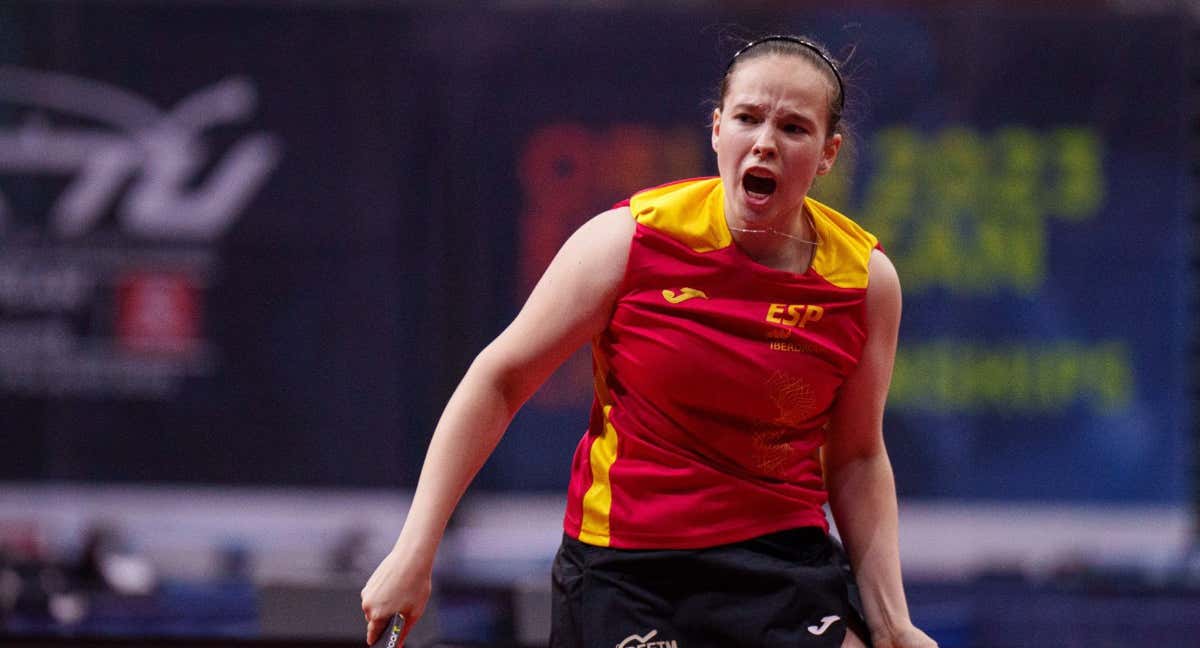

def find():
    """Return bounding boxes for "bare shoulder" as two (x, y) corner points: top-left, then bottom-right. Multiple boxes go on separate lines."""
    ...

(868, 248), (900, 294)
(556, 205), (635, 289)
(867, 248), (901, 306)
(864, 249), (901, 342)
(579, 205), (635, 244)
(493, 205), (635, 366)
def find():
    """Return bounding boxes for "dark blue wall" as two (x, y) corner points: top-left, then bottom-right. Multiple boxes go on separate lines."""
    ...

(0, 4), (1191, 503)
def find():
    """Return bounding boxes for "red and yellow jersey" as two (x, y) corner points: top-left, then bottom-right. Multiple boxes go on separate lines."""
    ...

(562, 177), (880, 549)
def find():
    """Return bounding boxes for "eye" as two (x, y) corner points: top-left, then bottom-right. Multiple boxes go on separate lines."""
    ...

(783, 123), (808, 135)
(734, 113), (758, 124)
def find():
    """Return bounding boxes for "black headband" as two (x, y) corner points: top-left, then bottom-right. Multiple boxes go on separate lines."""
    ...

(726, 35), (845, 113)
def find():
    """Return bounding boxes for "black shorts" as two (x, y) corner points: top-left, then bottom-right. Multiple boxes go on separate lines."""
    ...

(550, 527), (872, 648)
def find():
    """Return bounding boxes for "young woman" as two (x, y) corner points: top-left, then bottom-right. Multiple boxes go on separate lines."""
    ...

(362, 35), (937, 648)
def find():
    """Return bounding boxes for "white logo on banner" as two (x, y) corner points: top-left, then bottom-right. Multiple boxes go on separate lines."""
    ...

(0, 66), (281, 239)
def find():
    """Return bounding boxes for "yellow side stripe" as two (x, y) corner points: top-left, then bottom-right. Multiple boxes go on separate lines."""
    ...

(578, 404), (618, 546)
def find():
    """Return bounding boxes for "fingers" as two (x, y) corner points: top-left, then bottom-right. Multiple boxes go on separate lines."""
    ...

(361, 603), (388, 646)
(365, 616), (384, 646)
(364, 610), (412, 647)
(398, 615), (415, 647)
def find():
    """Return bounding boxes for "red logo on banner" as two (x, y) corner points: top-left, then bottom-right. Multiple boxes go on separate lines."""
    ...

(116, 272), (201, 355)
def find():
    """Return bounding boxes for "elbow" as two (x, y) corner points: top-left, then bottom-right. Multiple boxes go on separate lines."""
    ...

(823, 431), (889, 477)
(466, 344), (539, 417)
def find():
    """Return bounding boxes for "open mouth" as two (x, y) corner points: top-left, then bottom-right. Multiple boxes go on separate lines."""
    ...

(742, 171), (777, 198)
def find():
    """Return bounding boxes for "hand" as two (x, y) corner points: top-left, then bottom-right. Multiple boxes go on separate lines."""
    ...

(872, 623), (938, 648)
(360, 548), (433, 646)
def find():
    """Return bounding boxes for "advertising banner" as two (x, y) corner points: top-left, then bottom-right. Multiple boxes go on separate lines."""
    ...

(0, 5), (1190, 502)
(0, 4), (431, 485)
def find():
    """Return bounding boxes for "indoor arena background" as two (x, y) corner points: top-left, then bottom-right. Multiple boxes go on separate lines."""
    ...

(0, 1), (1196, 646)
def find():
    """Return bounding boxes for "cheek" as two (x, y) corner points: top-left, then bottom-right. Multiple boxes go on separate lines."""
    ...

(713, 133), (733, 162)
(717, 129), (748, 156)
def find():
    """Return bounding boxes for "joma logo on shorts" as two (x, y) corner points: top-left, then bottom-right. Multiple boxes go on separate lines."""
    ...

(616, 629), (678, 648)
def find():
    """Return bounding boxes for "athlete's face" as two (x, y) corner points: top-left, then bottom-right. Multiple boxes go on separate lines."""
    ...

(712, 55), (842, 227)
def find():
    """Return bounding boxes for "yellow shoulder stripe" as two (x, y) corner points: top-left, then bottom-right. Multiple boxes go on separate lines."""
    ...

(628, 178), (731, 252)
(626, 178), (878, 289)
(807, 197), (877, 290)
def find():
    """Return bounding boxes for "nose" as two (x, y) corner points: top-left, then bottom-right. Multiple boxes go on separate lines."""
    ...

(752, 127), (777, 158)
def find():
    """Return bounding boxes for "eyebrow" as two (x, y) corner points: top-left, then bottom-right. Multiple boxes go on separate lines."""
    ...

(778, 109), (814, 123)
(730, 102), (815, 124)
(729, 101), (766, 112)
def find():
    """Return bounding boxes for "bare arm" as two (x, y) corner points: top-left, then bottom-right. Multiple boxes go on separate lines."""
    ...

(824, 250), (936, 648)
(360, 207), (636, 645)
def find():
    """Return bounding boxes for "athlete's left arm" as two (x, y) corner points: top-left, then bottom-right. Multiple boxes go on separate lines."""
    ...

(824, 250), (937, 648)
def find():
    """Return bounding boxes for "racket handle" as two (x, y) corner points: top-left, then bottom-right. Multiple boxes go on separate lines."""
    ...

(371, 612), (405, 648)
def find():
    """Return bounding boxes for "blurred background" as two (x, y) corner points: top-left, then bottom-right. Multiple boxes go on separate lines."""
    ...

(0, 0), (1196, 646)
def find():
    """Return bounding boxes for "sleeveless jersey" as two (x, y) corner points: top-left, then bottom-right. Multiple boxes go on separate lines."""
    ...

(562, 177), (880, 549)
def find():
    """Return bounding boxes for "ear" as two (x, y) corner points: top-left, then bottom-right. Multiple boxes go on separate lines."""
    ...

(817, 132), (843, 175)
(710, 108), (721, 153)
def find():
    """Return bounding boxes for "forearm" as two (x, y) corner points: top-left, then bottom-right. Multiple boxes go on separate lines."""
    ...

(826, 450), (911, 637)
(392, 351), (527, 565)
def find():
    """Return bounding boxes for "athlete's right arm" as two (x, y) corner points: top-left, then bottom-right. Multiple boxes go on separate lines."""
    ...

(360, 206), (636, 645)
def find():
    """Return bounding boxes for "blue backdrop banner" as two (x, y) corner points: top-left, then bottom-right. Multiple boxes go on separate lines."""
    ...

(0, 5), (1190, 502)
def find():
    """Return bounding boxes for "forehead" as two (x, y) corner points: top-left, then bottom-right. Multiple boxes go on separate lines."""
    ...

(724, 54), (834, 112)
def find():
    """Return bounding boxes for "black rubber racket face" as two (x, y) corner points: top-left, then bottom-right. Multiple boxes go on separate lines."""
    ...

(371, 613), (405, 648)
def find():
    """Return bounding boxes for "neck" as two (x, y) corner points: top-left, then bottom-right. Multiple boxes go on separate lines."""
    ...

(726, 204), (819, 273)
